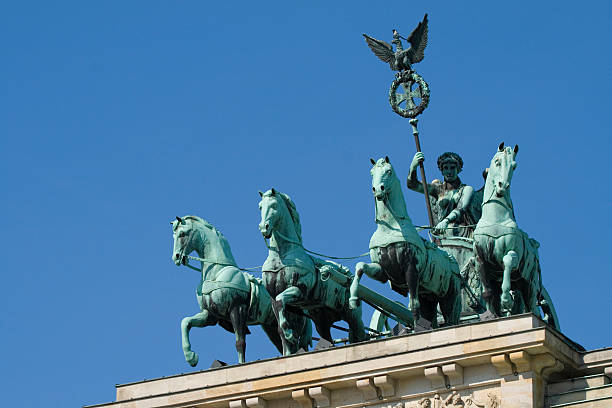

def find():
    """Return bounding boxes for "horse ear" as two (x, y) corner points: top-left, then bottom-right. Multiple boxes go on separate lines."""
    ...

(385, 156), (390, 163)
(271, 188), (276, 195)
(498, 142), (505, 151)
(514, 145), (519, 155)
(258, 190), (263, 197)
(176, 216), (185, 225)
(370, 158), (376, 165)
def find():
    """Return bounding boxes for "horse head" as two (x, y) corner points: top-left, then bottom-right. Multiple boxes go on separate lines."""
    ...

(171, 215), (201, 266)
(258, 188), (280, 239)
(370, 156), (396, 201)
(258, 188), (302, 244)
(488, 142), (519, 198)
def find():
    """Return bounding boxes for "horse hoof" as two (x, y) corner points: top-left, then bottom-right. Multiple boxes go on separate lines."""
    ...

(185, 351), (199, 367)
(349, 297), (360, 309)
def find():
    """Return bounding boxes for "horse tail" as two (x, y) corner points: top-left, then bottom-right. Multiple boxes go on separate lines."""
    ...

(538, 285), (560, 331)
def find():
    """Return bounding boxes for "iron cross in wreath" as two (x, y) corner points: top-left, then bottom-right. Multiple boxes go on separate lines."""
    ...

(363, 14), (430, 118)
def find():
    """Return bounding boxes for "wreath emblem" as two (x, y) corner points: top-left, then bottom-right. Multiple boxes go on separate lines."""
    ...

(388, 71), (430, 118)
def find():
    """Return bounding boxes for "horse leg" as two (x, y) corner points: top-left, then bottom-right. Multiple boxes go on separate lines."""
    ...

(404, 259), (420, 324)
(297, 316), (312, 351)
(419, 296), (437, 327)
(262, 323), (283, 355)
(520, 278), (541, 318)
(346, 307), (367, 343)
(350, 262), (382, 309)
(229, 304), (248, 363)
(501, 251), (518, 315)
(313, 315), (333, 343)
(181, 309), (217, 367)
(440, 276), (462, 326)
(275, 286), (304, 344)
(475, 254), (495, 315)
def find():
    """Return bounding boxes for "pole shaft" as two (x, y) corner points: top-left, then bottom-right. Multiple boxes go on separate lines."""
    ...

(409, 119), (435, 228)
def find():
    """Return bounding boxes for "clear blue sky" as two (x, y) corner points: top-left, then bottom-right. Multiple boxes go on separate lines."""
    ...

(1, 2), (610, 406)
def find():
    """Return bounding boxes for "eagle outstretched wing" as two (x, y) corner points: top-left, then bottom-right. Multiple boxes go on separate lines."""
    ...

(405, 13), (428, 64)
(363, 34), (394, 65)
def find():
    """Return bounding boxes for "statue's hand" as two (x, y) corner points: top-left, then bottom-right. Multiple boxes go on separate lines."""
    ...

(410, 152), (425, 173)
(433, 219), (449, 235)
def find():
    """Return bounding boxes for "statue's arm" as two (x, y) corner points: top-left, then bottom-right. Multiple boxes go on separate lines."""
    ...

(433, 185), (474, 233)
(448, 185), (474, 223)
(406, 152), (437, 194)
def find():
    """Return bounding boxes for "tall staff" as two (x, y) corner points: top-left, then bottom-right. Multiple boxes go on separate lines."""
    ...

(363, 13), (433, 227)
(409, 118), (435, 228)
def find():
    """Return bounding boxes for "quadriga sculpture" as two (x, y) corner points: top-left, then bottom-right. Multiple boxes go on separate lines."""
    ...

(258, 189), (367, 355)
(171, 215), (311, 365)
(473, 144), (559, 329)
(349, 157), (462, 328)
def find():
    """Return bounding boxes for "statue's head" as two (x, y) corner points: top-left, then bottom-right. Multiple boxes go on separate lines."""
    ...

(370, 156), (396, 201)
(437, 152), (463, 183)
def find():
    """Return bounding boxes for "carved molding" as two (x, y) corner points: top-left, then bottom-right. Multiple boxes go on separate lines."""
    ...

(442, 363), (464, 386)
(424, 366), (446, 389)
(245, 397), (267, 408)
(291, 389), (313, 408)
(491, 353), (514, 376)
(604, 366), (612, 380)
(229, 400), (247, 408)
(374, 375), (397, 397)
(356, 378), (380, 401)
(508, 351), (531, 373)
(407, 390), (500, 408)
(309, 386), (331, 407)
(532, 353), (564, 380)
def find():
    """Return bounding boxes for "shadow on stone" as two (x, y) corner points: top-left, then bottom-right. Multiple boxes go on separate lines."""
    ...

(479, 310), (497, 322)
(414, 317), (432, 332)
(314, 338), (334, 351)
(210, 360), (228, 369)
(392, 323), (410, 336)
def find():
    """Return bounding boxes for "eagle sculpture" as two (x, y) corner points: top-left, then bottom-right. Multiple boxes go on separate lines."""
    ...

(363, 14), (428, 72)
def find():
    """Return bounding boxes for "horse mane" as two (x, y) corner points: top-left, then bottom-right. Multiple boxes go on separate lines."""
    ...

(277, 192), (303, 244)
(182, 215), (222, 235)
(182, 215), (211, 228)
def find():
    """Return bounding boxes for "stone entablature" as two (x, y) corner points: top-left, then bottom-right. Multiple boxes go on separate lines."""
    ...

(86, 314), (612, 408)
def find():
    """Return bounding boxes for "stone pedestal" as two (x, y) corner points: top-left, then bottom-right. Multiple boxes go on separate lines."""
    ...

(86, 314), (612, 408)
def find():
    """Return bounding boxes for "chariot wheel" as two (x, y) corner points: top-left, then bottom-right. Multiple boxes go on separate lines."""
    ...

(388, 70), (430, 118)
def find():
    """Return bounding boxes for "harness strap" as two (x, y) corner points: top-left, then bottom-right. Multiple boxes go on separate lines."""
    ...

(200, 279), (250, 295)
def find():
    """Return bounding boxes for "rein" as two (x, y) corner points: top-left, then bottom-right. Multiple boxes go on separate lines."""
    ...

(178, 226), (263, 272)
(267, 229), (369, 260)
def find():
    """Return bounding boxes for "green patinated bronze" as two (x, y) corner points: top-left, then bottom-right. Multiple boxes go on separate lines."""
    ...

(408, 151), (482, 238)
(258, 189), (367, 354)
(407, 150), (486, 315)
(364, 14), (430, 118)
(349, 157), (463, 328)
(171, 215), (311, 365)
(163, 14), (565, 366)
(473, 143), (559, 330)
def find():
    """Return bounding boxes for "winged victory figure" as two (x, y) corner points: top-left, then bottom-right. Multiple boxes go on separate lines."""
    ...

(363, 13), (428, 72)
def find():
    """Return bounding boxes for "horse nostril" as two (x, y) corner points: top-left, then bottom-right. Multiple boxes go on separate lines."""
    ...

(380, 185), (385, 191)
(372, 187), (376, 192)
(265, 222), (269, 230)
